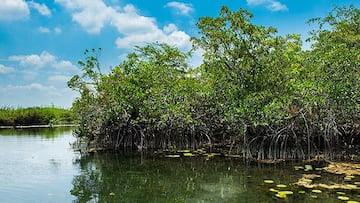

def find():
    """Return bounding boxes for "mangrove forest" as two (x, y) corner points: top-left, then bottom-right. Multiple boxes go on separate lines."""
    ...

(68, 5), (359, 161)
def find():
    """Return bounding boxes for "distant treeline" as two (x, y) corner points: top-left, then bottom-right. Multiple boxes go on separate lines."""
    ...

(0, 107), (74, 126)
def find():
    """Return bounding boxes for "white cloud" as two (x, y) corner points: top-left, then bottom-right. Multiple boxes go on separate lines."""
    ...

(9, 51), (56, 69)
(0, 64), (15, 74)
(165, 2), (194, 16)
(8, 51), (78, 72)
(28, 1), (51, 16)
(56, 0), (192, 51)
(55, 0), (116, 34)
(163, 23), (178, 34)
(38, 26), (62, 34)
(247, 0), (288, 11)
(0, 0), (30, 21)
(38, 26), (51, 33)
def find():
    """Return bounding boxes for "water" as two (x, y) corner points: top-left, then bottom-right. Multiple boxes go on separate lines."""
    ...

(1, 128), (360, 203)
(0, 127), (79, 203)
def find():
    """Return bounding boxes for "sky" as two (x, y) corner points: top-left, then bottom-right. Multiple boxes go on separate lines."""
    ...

(0, 0), (359, 108)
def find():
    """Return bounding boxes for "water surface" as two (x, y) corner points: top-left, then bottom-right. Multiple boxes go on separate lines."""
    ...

(1, 128), (360, 203)
(0, 127), (79, 203)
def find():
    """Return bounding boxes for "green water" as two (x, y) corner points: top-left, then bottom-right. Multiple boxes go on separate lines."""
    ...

(1, 128), (360, 203)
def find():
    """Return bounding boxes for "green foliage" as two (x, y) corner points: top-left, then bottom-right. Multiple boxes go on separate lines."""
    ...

(0, 107), (74, 126)
(69, 43), (212, 149)
(69, 5), (359, 160)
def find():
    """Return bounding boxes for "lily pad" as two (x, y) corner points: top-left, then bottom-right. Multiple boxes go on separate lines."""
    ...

(183, 153), (194, 157)
(276, 184), (287, 188)
(269, 188), (278, 193)
(312, 189), (322, 193)
(338, 196), (350, 201)
(264, 180), (274, 184)
(165, 154), (180, 158)
(298, 190), (306, 194)
(275, 193), (287, 199)
(279, 191), (293, 195)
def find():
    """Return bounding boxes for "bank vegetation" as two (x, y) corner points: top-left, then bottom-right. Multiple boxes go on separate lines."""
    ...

(68, 5), (359, 161)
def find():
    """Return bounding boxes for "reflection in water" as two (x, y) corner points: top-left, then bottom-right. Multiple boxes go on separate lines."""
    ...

(71, 153), (360, 203)
(0, 126), (73, 138)
(1, 127), (359, 202)
(70, 153), (300, 203)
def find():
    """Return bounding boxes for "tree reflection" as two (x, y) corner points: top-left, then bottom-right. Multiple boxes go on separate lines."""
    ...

(70, 153), (298, 203)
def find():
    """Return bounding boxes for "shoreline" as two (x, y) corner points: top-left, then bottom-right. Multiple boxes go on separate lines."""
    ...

(0, 124), (77, 129)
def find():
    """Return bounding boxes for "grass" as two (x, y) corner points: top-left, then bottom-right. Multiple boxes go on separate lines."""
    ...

(0, 106), (74, 126)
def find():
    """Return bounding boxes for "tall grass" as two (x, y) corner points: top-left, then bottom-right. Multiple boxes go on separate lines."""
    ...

(0, 106), (74, 126)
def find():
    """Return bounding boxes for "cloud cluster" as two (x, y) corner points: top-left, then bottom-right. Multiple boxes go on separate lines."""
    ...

(0, 64), (15, 74)
(55, 0), (192, 50)
(28, 1), (51, 17)
(9, 51), (77, 71)
(165, 2), (194, 16)
(247, 0), (288, 11)
(0, 0), (30, 21)
(0, 0), (52, 21)
(5, 51), (79, 83)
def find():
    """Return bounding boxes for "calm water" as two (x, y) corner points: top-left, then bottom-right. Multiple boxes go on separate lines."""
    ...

(1, 128), (360, 203)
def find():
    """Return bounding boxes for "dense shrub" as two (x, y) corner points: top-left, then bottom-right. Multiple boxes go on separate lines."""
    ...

(69, 5), (359, 160)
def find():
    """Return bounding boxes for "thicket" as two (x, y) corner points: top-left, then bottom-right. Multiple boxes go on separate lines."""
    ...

(69, 5), (359, 160)
(0, 107), (74, 126)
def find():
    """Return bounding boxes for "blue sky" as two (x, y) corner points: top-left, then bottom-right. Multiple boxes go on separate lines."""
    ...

(0, 0), (359, 108)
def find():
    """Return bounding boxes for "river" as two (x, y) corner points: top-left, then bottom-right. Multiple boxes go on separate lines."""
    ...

(0, 127), (359, 203)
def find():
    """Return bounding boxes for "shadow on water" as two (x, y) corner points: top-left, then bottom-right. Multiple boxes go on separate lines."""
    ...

(70, 152), (360, 203)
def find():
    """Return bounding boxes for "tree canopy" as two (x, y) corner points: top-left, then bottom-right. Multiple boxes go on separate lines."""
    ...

(68, 5), (359, 160)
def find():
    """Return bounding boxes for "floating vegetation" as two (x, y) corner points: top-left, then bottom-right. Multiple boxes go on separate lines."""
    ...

(269, 188), (278, 193)
(264, 180), (274, 184)
(276, 184), (287, 188)
(304, 165), (313, 171)
(164, 154), (181, 158)
(275, 191), (293, 199)
(324, 162), (360, 176)
(345, 175), (356, 181)
(311, 189), (322, 193)
(280, 191), (293, 195)
(302, 174), (321, 180)
(338, 196), (350, 201)
(337, 192), (347, 195)
(183, 153), (194, 157)
(298, 190), (306, 194)
(347, 201), (360, 203)
(275, 192), (287, 199)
